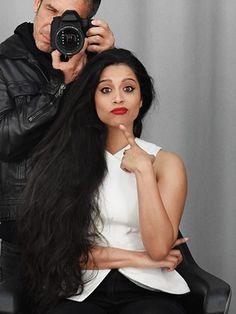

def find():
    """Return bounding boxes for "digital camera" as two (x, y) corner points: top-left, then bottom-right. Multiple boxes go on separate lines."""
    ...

(51, 10), (92, 56)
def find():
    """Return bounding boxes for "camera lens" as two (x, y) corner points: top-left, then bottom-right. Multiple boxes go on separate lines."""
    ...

(55, 26), (84, 55)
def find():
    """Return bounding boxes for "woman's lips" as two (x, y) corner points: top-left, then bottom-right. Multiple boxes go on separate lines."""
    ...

(111, 107), (128, 115)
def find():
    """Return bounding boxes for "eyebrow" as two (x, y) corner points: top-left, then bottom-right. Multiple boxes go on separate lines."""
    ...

(46, 3), (58, 13)
(98, 78), (137, 84)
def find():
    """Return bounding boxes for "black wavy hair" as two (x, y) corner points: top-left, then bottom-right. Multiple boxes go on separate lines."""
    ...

(18, 48), (155, 311)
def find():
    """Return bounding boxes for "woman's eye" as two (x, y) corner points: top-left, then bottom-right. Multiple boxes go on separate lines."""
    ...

(124, 86), (135, 92)
(101, 87), (112, 94)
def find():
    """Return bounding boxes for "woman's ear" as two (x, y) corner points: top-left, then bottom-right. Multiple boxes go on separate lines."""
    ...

(140, 100), (143, 108)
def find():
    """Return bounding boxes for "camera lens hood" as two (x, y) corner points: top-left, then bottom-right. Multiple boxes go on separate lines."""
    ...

(54, 25), (85, 56)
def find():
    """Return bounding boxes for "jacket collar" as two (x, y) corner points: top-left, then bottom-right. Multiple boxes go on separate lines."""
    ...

(0, 33), (36, 61)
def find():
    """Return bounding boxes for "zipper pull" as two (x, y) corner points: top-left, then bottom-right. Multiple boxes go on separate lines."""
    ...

(55, 83), (67, 98)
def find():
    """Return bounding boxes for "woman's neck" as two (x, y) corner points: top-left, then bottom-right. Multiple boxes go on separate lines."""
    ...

(106, 126), (132, 155)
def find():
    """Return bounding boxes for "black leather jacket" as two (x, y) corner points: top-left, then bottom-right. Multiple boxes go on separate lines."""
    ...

(0, 33), (66, 225)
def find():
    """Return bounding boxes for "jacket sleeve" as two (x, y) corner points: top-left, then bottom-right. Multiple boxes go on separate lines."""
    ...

(0, 69), (66, 162)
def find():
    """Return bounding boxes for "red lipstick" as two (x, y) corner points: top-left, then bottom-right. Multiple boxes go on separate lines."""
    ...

(111, 107), (128, 115)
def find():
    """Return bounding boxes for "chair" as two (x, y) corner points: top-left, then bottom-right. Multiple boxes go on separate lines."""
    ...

(0, 277), (24, 314)
(176, 231), (231, 314)
(0, 232), (231, 314)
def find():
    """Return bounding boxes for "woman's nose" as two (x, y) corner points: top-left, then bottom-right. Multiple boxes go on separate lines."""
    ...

(112, 90), (124, 104)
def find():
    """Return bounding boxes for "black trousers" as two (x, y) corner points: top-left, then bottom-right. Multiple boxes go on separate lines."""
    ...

(48, 269), (187, 314)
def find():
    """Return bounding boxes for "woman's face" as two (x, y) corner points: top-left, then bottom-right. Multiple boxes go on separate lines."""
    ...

(95, 64), (142, 131)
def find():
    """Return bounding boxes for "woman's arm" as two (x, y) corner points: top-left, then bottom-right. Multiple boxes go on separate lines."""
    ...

(136, 150), (187, 260)
(84, 238), (187, 271)
(119, 125), (187, 261)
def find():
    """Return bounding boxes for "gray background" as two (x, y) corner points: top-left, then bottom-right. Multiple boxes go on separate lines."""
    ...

(1, 1), (235, 312)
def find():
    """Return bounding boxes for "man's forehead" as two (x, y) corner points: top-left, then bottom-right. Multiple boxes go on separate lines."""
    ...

(42, 0), (91, 17)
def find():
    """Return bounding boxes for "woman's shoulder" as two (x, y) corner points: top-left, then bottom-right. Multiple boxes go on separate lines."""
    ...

(154, 149), (186, 181)
(135, 137), (186, 179)
(135, 137), (162, 155)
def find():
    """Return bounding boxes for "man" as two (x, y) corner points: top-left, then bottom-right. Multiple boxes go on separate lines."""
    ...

(0, 0), (114, 283)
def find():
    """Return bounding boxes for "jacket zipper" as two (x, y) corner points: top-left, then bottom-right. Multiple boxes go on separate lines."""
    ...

(27, 61), (66, 123)
(27, 62), (49, 123)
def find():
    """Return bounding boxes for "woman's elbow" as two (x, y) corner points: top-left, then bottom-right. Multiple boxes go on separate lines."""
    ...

(146, 245), (170, 262)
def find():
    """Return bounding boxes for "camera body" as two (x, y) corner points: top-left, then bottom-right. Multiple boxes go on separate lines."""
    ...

(51, 10), (92, 56)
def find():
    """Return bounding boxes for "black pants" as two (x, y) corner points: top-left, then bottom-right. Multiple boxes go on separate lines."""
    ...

(48, 270), (187, 314)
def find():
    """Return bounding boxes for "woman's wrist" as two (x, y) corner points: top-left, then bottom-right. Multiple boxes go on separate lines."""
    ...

(134, 159), (154, 175)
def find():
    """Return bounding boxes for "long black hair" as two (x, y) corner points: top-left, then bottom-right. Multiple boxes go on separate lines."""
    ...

(18, 48), (155, 310)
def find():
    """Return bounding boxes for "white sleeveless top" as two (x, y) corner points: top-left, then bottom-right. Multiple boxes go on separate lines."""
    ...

(70, 138), (190, 302)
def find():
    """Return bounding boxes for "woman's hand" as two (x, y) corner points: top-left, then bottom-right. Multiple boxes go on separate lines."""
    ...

(136, 237), (188, 271)
(162, 237), (189, 271)
(119, 124), (155, 173)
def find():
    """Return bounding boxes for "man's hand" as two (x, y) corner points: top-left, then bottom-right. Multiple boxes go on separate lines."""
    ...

(51, 20), (114, 84)
(51, 39), (88, 84)
(86, 19), (115, 53)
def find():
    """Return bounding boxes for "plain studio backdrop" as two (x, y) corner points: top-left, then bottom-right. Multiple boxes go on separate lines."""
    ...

(1, 1), (235, 312)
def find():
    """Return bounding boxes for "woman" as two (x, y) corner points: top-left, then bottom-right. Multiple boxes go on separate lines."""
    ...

(19, 48), (190, 313)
